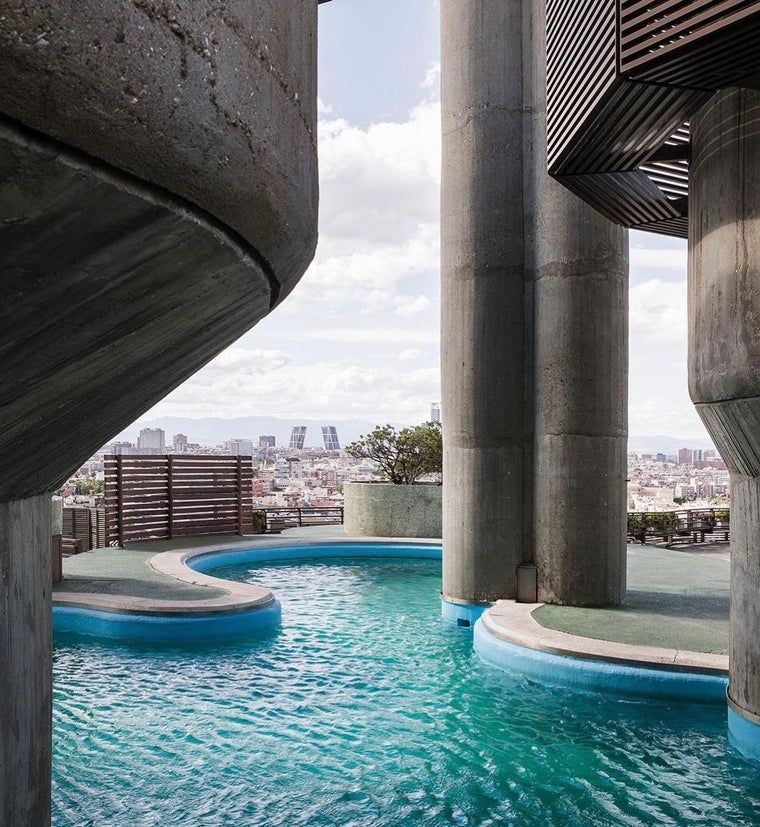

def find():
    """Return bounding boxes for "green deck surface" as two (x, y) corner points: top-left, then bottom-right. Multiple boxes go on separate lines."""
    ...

(534, 545), (729, 654)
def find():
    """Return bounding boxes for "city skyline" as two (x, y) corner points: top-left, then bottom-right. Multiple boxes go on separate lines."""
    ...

(130, 0), (708, 440)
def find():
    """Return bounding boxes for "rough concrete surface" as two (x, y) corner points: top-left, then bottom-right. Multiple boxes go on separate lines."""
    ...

(0, 124), (272, 500)
(0, 0), (319, 293)
(440, 0), (527, 603)
(690, 88), (760, 720)
(0, 496), (51, 827)
(344, 483), (442, 539)
(440, 0), (628, 606)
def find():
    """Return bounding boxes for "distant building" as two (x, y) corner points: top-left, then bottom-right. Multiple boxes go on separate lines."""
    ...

(289, 426), (307, 450)
(109, 441), (134, 455)
(173, 433), (188, 453)
(259, 435), (276, 449)
(322, 425), (340, 451)
(227, 439), (254, 456)
(137, 428), (165, 454)
(430, 402), (441, 423)
(677, 448), (693, 465)
(656, 453), (667, 462)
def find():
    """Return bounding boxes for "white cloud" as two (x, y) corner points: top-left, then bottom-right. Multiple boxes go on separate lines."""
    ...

(294, 327), (438, 346)
(395, 294), (432, 317)
(422, 62), (440, 90)
(629, 279), (687, 346)
(398, 348), (424, 361)
(141, 67), (443, 426)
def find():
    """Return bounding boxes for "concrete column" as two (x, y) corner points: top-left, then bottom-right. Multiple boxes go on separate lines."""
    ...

(441, 0), (628, 612)
(525, 0), (629, 606)
(0, 494), (52, 826)
(689, 88), (760, 759)
(440, 0), (526, 608)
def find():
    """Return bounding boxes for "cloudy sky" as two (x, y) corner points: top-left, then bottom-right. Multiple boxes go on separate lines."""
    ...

(135, 0), (708, 441)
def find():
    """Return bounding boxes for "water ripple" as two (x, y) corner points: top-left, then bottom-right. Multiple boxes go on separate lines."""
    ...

(52, 557), (760, 826)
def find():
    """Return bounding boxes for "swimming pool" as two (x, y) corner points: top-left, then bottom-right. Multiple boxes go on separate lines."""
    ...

(52, 552), (760, 825)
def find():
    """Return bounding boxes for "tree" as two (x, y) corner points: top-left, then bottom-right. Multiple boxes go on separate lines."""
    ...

(345, 422), (442, 485)
(74, 477), (104, 495)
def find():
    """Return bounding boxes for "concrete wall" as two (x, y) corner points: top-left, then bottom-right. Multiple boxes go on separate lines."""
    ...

(0, 1), (320, 501)
(0, 0), (317, 296)
(689, 88), (760, 724)
(344, 483), (442, 539)
(440, 0), (628, 608)
(0, 496), (52, 826)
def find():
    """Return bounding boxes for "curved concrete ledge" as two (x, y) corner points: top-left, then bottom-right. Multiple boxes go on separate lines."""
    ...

(0, 0), (319, 290)
(475, 600), (728, 702)
(728, 693), (760, 762)
(52, 538), (442, 642)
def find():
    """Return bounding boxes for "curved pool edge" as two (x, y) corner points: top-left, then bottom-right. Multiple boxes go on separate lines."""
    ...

(728, 693), (760, 762)
(475, 601), (728, 703)
(52, 536), (442, 642)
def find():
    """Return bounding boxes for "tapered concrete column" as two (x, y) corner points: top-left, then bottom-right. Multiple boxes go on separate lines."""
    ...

(441, 0), (526, 606)
(441, 0), (628, 611)
(525, 0), (629, 606)
(689, 88), (760, 759)
(0, 495), (52, 826)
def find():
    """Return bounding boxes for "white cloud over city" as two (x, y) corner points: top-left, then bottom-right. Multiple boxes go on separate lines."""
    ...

(135, 27), (711, 443)
(140, 86), (442, 425)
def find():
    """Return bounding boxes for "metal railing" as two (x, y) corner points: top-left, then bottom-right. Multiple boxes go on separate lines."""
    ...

(261, 506), (344, 533)
(627, 507), (730, 546)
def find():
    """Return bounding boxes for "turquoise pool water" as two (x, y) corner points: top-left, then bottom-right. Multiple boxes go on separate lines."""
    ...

(53, 556), (760, 826)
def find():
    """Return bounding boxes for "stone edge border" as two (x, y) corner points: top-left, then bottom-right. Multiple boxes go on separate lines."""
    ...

(51, 536), (442, 617)
(481, 600), (728, 675)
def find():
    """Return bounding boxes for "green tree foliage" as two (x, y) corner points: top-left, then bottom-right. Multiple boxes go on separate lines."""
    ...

(74, 477), (104, 495)
(345, 422), (442, 485)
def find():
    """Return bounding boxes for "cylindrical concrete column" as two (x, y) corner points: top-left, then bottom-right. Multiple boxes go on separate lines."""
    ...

(526, 0), (628, 607)
(0, 494), (52, 826)
(689, 88), (760, 759)
(440, 0), (526, 605)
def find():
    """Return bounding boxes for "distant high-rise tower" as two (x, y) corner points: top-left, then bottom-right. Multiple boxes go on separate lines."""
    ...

(677, 448), (693, 465)
(289, 426), (307, 450)
(322, 426), (340, 451)
(259, 435), (276, 449)
(227, 439), (254, 456)
(173, 433), (188, 453)
(137, 427), (165, 454)
(430, 402), (441, 423)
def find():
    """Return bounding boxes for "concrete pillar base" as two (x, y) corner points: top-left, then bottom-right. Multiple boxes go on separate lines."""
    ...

(728, 694), (760, 763)
(0, 494), (52, 826)
(440, 598), (490, 628)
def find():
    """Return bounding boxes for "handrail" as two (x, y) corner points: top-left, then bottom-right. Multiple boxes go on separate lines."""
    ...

(627, 507), (730, 545)
(260, 506), (344, 532)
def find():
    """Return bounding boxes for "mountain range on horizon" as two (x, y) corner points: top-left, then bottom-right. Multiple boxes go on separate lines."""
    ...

(114, 415), (714, 456)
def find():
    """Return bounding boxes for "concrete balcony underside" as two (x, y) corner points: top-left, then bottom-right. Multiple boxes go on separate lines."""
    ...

(0, 116), (274, 501)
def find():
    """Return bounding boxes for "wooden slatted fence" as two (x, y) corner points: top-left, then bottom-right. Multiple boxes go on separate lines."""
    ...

(62, 506), (106, 551)
(104, 455), (253, 545)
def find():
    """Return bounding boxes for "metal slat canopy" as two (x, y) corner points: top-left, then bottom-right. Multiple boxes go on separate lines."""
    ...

(546, 0), (760, 237)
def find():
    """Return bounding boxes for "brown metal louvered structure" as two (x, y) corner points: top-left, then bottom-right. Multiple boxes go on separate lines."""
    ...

(547, 0), (760, 237)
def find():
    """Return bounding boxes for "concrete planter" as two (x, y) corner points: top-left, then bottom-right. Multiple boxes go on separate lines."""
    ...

(343, 482), (442, 538)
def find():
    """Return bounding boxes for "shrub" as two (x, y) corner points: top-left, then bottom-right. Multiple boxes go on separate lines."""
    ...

(251, 509), (267, 534)
(345, 422), (442, 485)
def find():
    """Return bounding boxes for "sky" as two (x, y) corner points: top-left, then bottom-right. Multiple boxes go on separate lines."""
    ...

(134, 0), (709, 441)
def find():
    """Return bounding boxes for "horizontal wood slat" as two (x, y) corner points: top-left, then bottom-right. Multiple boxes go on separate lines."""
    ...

(104, 454), (253, 544)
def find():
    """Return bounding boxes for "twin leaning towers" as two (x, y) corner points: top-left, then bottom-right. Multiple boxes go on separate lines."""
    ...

(2, 0), (760, 821)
